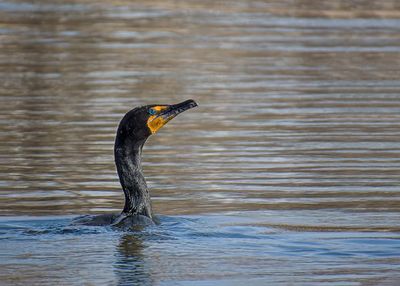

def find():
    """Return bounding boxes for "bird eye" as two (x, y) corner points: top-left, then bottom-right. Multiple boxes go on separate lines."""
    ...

(148, 108), (157, 115)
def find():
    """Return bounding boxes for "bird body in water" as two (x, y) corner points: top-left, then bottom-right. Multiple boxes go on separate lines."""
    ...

(73, 99), (198, 228)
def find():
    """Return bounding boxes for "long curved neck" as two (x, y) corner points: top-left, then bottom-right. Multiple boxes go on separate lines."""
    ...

(114, 138), (152, 218)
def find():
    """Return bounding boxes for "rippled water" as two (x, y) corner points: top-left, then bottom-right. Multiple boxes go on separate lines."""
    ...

(1, 0), (400, 285)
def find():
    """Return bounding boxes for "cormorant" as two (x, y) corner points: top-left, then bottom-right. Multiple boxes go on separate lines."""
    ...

(74, 99), (198, 227)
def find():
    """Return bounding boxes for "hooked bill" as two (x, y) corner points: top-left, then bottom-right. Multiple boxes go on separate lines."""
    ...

(147, 99), (198, 134)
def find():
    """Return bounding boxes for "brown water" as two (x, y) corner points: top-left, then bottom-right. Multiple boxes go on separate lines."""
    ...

(1, 0), (400, 285)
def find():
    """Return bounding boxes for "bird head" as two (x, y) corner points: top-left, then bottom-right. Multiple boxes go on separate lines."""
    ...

(116, 99), (198, 145)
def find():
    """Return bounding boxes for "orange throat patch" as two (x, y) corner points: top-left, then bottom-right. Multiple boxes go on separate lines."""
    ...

(147, 116), (169, 134)
(147, 106), (169, 134)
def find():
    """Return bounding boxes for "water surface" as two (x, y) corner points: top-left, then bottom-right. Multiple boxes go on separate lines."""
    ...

(1, 0), (400, 285)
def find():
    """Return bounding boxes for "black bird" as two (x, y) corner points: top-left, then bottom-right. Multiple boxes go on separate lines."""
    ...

(74, 99), (198, 227)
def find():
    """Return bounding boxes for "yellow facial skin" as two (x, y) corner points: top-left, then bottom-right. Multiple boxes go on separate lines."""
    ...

(147, 106), (169, 134)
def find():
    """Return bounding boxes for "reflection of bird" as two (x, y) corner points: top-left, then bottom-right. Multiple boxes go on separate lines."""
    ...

(74, 99), (197, 227)
(114, 233), (151, 285)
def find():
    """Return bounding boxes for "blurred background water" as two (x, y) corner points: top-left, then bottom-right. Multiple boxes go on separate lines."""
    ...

(1, 0), (400, 285)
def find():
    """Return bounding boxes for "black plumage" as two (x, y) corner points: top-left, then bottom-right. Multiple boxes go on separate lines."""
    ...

(74, 99), (198, 228)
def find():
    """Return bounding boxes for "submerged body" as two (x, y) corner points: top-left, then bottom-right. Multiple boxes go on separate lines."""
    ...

(73, 213), (155, 228)
(73, 99), (198, 228)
